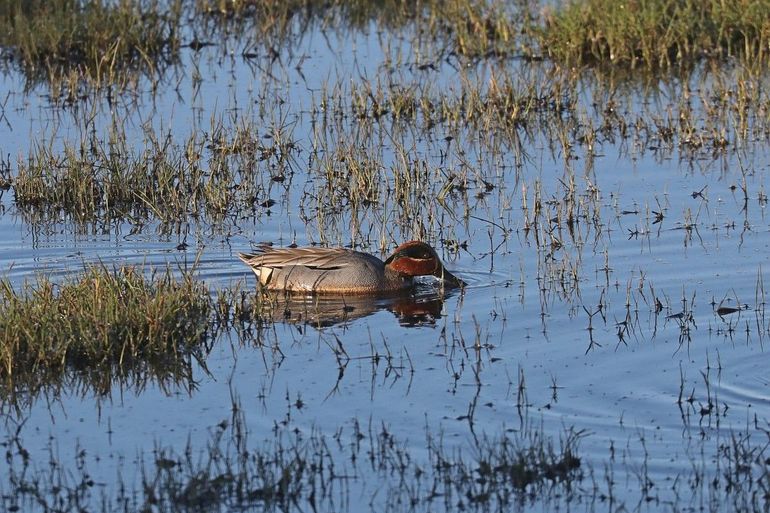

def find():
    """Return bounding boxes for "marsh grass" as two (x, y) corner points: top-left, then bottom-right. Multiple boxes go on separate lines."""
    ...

(302, 142), (474, 249)
(0, 0), (183, 99)
(301, 67), (581, 247)
(0, 264), (212, 393)
(539, 0), (770, 71)
(197, 0), (770, 70)
(0, 270), (285, 412)
(11, 119), (297, 229)
(196, 0), (523, 60)
(0, 262), (289, 409)
(5, 0), (770, 104)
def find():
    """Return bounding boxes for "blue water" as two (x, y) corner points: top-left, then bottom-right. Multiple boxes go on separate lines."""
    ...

(1, 13), (770, 512)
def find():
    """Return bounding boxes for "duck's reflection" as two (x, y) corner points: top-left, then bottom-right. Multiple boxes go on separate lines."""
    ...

(261, 283), (460, 328)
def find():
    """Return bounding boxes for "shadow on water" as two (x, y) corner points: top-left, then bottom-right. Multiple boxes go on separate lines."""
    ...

(259, 281), (462, 329)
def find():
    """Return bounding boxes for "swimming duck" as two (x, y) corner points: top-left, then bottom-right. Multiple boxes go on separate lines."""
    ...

(238, 240), (465, 294)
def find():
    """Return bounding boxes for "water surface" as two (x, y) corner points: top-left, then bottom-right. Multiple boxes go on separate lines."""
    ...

(1, 11), (770, 512)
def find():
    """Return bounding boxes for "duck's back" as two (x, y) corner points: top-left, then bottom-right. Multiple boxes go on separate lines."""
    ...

(239, 247), (410, 294)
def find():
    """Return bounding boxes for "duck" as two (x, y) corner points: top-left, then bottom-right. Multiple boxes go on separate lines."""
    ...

(238, 240), (465, 294)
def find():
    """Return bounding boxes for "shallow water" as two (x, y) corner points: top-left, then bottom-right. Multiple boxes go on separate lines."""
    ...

(2, 10), (770, 512)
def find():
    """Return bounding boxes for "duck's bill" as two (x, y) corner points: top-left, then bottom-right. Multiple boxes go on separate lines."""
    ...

(439, 268), (466, 288)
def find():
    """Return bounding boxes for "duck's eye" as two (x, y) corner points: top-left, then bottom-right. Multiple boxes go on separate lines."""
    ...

(407, 249), (432, 259)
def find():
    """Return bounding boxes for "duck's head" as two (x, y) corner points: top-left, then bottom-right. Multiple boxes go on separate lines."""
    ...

(384, 241), (465, 288)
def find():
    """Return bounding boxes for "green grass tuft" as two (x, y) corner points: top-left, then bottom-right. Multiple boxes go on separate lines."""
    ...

(0, 0), (182, 97)
(539, 0), (770, 71)
(0, 265), (211, 388)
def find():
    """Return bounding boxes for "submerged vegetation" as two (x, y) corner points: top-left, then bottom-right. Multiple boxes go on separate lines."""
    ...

(3, 396), (770, 512)
(1, 400), (586, 513)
